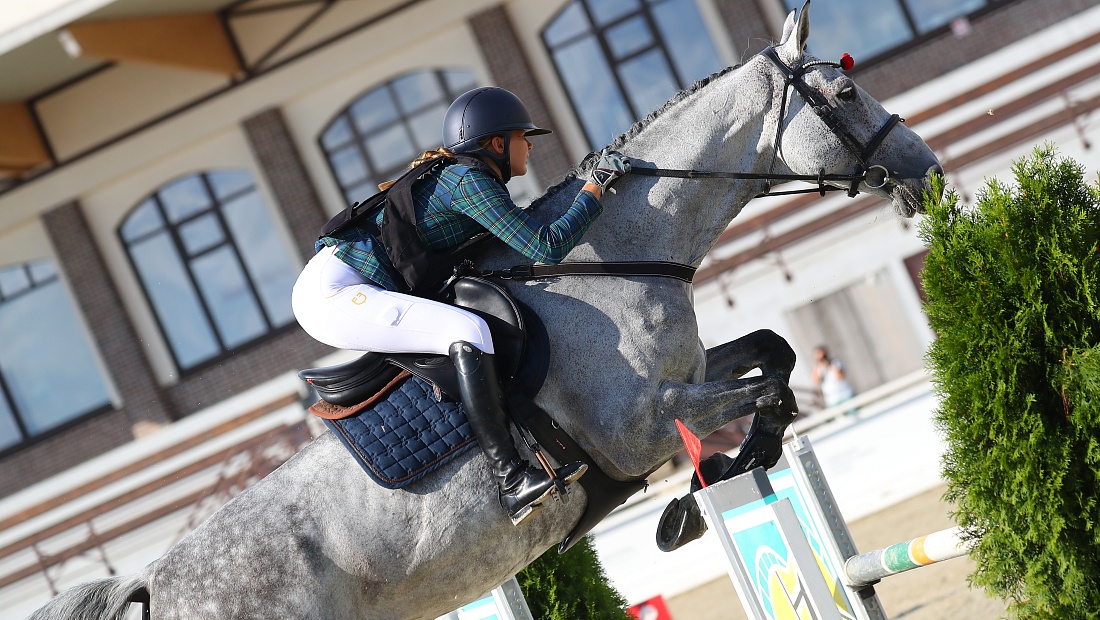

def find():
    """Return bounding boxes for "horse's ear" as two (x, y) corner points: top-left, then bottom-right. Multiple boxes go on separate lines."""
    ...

(779, 9), (796, 46)
(795, 0), (811, 51)
(778, 1), (810, 52)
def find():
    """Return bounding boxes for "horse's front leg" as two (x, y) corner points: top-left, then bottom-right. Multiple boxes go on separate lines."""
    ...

(700, 329), (799, 477)
(658, 373), (798, 470)
(654, 330), (799, 553)
(654, 373), (798, 552)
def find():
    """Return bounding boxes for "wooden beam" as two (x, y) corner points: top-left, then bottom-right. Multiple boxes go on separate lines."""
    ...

(60, 13), (240, 75)
(0, 102), (49, 173)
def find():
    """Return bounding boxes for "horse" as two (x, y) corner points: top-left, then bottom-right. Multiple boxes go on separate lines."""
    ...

(30, 3), (940, 619)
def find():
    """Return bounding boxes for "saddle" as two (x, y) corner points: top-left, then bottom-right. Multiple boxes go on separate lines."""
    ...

(301, 276), (533, 411)
(298, 276), (646, 553)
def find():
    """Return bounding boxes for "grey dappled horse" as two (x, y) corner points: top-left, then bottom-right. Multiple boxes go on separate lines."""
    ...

(31, 4), (940, 619)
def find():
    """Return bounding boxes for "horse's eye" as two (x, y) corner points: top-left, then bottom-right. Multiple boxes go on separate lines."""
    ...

(838, 86), (857, 102)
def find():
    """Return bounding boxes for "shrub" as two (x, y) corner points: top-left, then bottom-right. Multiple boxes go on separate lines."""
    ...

(517, 535), (630, 619)
(920, 146), (1100, 618)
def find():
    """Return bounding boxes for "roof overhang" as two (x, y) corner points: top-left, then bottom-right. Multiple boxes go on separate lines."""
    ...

(0, 0), (118, 58)
(0, 0), (234, 103)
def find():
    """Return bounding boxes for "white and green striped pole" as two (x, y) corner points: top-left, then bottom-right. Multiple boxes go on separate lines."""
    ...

(844, 526), (972, 587)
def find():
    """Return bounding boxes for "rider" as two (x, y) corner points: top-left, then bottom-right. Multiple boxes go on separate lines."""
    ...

(292, 86), (631, 526)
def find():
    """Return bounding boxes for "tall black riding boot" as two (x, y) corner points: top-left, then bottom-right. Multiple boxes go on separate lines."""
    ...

(449, 341), (587, 526)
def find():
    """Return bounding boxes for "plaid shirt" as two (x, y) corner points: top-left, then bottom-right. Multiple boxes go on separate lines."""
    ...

(317, 162), (603, 290)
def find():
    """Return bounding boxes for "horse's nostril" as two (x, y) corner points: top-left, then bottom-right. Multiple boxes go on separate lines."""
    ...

(927, 163), (944, 177)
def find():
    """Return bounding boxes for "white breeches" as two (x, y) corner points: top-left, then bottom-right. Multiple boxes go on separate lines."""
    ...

(292, 245), (494, 355)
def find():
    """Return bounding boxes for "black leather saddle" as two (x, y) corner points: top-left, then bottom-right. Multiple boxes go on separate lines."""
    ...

(299, 276), (533, 406)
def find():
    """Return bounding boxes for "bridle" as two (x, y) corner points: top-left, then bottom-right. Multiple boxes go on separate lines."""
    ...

(480, 47), (906, 285)
(629, 46), (902, 198)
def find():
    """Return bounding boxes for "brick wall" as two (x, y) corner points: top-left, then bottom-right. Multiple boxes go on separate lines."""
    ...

(0, 410), (134, 497)
(469, 4), (576, 187)
(243, 107), (329, 261)
(42, 201), (175, 429)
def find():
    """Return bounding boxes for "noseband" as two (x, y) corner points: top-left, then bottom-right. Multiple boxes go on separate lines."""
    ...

(630, 46), (903, 198)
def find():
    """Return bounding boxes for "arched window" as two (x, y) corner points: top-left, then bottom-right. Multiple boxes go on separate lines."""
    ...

(320, 69), (478, 207)
(120, 171), (299, 372)
(0, 259), (112, 452)
(543, 0), (723, 149)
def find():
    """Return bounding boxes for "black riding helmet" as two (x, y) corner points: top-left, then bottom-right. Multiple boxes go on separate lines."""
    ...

(443, 87), (551, 183)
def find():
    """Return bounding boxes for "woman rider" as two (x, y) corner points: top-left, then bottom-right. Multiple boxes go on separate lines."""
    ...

(292, 86), (630, 526)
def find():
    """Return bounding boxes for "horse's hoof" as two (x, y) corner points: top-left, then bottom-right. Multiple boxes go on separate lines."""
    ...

(656, 494), (708, 552)
(723, 429), (784, 481)
(691, 452), (736, 492)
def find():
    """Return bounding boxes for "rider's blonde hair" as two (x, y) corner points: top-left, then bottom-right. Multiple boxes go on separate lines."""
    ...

(377, 137), (496, 190)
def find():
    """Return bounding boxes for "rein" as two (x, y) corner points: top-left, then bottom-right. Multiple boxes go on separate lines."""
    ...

(479, 261), (696, 283)
(483, 46), (905, 285)
(627, 165), (882, 198)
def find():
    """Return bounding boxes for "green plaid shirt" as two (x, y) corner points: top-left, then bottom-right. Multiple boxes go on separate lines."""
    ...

(317, 162), (603, 290)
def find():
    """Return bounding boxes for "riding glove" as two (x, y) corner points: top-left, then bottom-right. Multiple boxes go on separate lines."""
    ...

(587, 148), (631, 193)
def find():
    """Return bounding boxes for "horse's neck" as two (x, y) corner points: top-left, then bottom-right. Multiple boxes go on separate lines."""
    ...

(533, 66), (776, 268)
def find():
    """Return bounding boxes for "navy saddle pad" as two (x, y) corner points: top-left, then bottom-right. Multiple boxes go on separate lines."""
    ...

(323, 374), (476, 489)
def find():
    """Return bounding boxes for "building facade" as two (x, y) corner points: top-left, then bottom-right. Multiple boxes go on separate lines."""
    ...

(2, 0), (1099, 612)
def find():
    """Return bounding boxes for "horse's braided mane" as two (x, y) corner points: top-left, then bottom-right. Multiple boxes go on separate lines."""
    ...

(529, 63), (741, 209)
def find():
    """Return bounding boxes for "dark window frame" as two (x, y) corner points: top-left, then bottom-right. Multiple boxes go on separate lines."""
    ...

(119, 171), (294, 374)
(0, 260), (114, 453)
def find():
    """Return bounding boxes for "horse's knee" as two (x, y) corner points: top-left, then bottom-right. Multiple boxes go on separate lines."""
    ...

(757, 376), (798, 417)
(747, 330), (796, 377)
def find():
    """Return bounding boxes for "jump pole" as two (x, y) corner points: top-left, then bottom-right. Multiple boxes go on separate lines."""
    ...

(844, 526), (969, 587)
(689, 435), (971, 620)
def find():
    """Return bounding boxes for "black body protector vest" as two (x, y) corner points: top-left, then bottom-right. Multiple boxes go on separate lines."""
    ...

(317, 155), (501, 296)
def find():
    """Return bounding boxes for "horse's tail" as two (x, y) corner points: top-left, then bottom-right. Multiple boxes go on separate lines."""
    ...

(28, 574), (149, 620)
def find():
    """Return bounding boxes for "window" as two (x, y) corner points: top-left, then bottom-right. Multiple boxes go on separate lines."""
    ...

(320, 69), (479, 207)
(0, 260), (112, 451)
(543, 0), (723, 149)
(781, 0), (993, 65)
(120, 171), (299, 372)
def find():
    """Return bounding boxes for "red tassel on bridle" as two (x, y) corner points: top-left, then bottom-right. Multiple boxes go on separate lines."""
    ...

(840, 53), (855, 71)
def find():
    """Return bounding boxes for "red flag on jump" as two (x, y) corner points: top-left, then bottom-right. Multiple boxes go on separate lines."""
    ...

(675, 419), (706, 489)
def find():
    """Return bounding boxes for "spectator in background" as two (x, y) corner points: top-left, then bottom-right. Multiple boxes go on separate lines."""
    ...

(811, 345), (856, 413)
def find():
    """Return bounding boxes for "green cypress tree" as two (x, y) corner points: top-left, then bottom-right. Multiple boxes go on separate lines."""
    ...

(920, 146), (1100, 618)
(517, 535), (630, 619)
